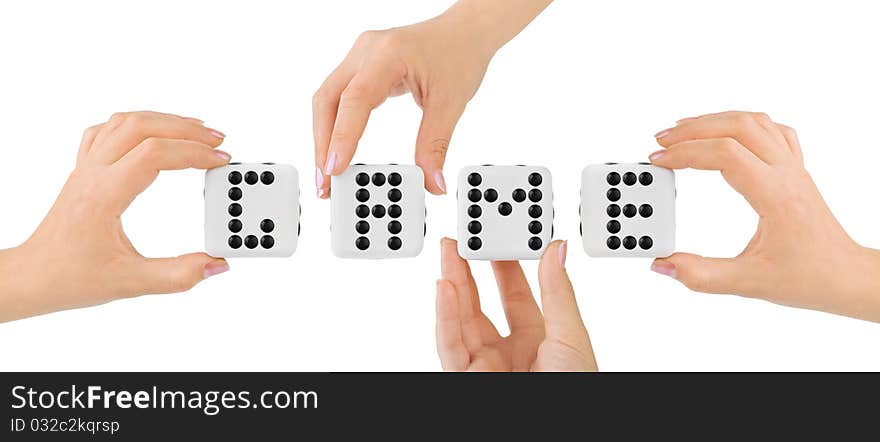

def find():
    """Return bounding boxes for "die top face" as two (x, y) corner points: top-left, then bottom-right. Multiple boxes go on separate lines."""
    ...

(331, 164), (425, 259)
(581, 163), (674, 257)
(457, 165), (553, 260)
(205, 163), (299, 258)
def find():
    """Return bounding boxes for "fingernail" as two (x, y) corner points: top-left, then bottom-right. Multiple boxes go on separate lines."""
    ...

(434, 170), (447, 194)
(558, 240), (568, 267)
(654, 128), (672, 139)
(215, 150), (231, 161)
(324, 152), (338, 175)
(651, 261), (677, 278)
(209, 129), (226, 139)
(315, 167), (325, 192)
(649, 150), (666, 161)
(203, 261), (229, 278)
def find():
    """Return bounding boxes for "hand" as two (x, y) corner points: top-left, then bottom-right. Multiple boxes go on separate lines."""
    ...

(0, 111), (232, 322)
(435, 238), (598, 371)
(649, 111), (880, 322)
(313, 0), (552, 198)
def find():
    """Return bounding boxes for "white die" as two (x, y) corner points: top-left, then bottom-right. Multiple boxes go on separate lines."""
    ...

(331, 164), (425, 259)
(580, 163), (675, 257)
(457, 165), (554, 260)
(205, 163), (300, 257)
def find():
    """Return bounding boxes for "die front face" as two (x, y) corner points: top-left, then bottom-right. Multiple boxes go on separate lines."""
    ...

(581, 163), (675, 257)
(331, 164), (425, 259)
(205, 163), (299, 258)
(457, 165), (554, 260)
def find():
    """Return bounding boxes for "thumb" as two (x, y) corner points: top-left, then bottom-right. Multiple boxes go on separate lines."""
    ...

(414, 104), (464, 195)
(129, 253), (229, 296)
(651, 252), (749, 295)
(537, 241), (590, 348)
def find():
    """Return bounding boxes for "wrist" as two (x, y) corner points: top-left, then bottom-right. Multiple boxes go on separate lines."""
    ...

(834, 246), (880, 322)
(0, 246), (28, 322)
(444, 0), (552, 55)
(0, 244), (53, 323)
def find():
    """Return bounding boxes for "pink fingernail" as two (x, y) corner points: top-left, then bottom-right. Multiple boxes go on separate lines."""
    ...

(203, 261), (229, 278)
(324, 152), (338, 175)
(315, 167), (325, 191)
(651, 261), (677, 278)
(654, 129), (672, 139)
(434, 170), (447, 194)
(558, 241), (568, 267)
(215, 150), (231, 161)
(209, 129), (226, 139)
(649, 150), (666, 161)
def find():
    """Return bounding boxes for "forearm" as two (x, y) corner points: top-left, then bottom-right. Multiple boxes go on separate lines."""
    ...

(842, 246), (880, 322)
(807, 245), (880, 323)
(445, 0), (553, 54)
(0, 245), (53, 323)
(0, 247), (30, 323)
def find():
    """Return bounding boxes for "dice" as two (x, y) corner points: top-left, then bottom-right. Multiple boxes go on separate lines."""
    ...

(330, 164), (426, 258)
(580, 163), (675, 257)
(205, 163), (300, 257)
(457, 165), (554, 260)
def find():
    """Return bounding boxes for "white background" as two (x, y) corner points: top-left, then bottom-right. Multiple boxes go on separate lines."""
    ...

(1, 0), (879, 371)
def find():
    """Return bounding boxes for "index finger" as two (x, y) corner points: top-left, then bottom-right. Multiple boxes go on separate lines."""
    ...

(323, 54), (406, 176)
(440, 238), (501, 352)
(657, 112), (790, 164)
(436, 279), (470, 371)
(650, 138), (773, 211)
(313, 64), (356, 198)
(76, 124), (103, 166)
(537, 241), (595, 360)
(92, 112), (224, 164)
(110, 138), (230, 211)
(491, 261), (542, 335)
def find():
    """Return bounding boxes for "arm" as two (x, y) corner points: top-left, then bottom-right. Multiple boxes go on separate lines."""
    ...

(0, 111), (231, 323)
(649, 111), (880, 322)
(435, 238), (597, 372)
(449, 0), (553, 54)
(829, 246), (880, 321)
(313, 0), (553, 198)
(0, 247), (32, 322)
